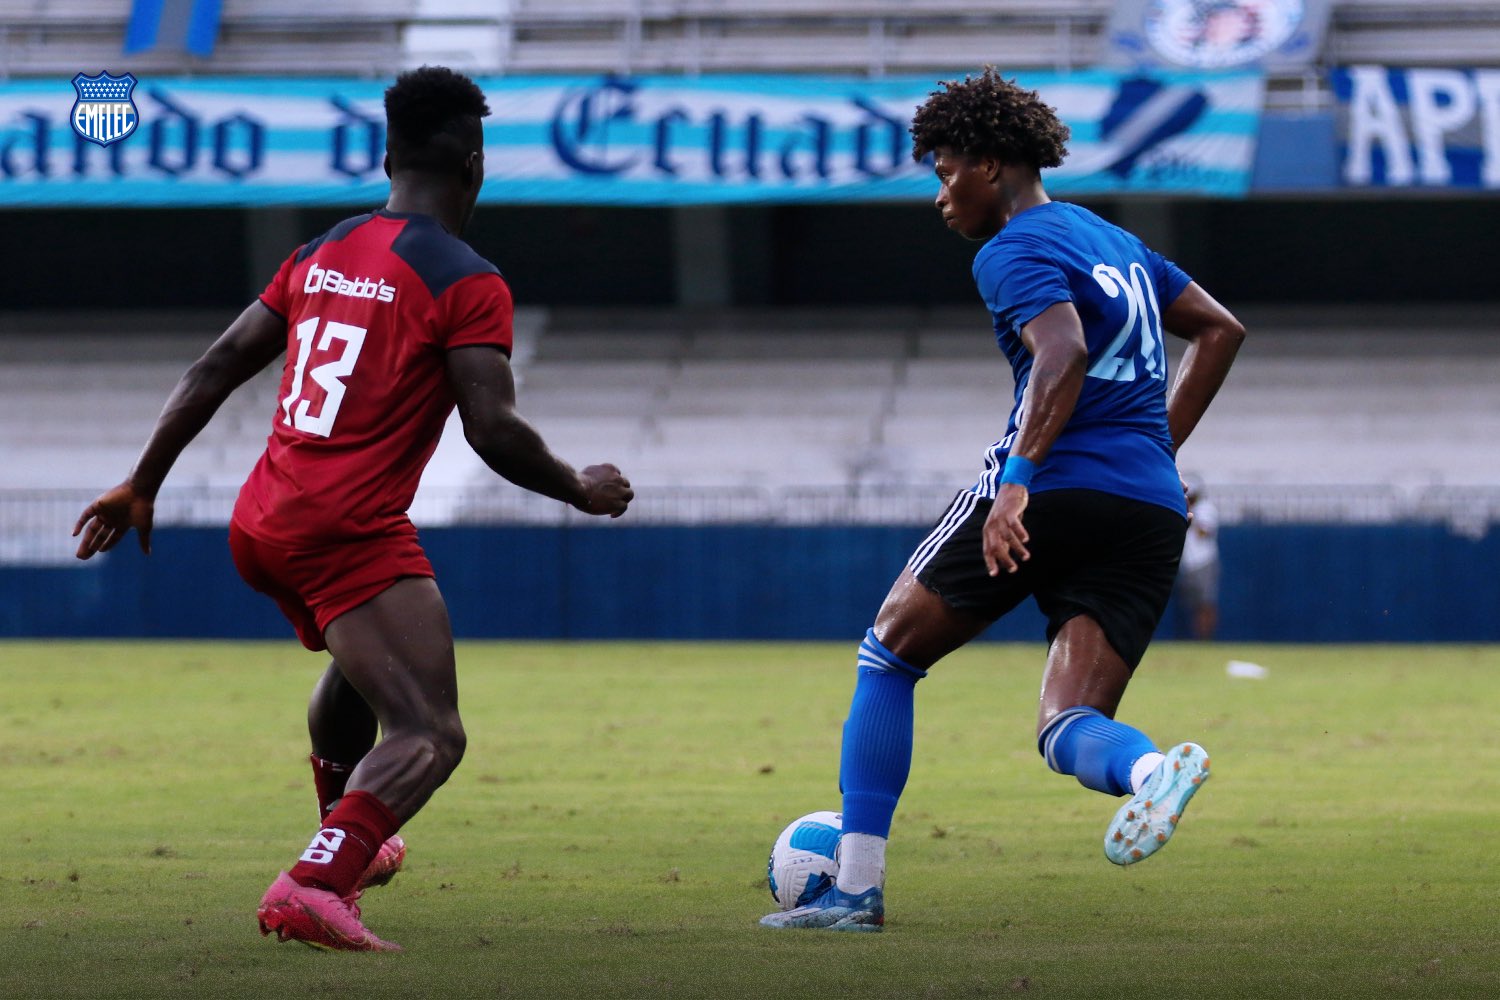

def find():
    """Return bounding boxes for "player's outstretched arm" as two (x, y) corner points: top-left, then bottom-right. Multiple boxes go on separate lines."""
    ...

(1162, 282), (1245, 453)
(73, 300), (287, 560)
(446, 345), (632, 517)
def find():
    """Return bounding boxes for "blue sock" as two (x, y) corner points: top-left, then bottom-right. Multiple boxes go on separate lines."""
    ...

(1038, 706), (1158, 797)
(839, 629), (927, 838)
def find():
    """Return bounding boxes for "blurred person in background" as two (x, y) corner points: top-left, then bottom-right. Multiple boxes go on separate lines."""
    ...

(1176, 475), (1221, 640)
(763, 68), (1244, 932)
(72, 66), (632, 952)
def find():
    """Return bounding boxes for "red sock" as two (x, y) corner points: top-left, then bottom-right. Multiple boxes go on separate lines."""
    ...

(309, 754), (355, 822)
(287, 790), (401, 898)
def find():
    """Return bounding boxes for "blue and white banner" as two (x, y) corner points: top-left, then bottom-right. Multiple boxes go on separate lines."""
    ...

(0, 72), (1263, 206)
(1333, 66), (1500, 189)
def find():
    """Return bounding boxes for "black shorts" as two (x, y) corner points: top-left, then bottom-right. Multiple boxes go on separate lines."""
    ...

(908, 489), (1187, 670)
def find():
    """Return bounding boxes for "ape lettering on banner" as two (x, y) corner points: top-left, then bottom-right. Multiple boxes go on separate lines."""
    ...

(1334, 65), (1500, 188)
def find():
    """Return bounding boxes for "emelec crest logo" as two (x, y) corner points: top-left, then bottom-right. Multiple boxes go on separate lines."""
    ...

(304, 262), (396, 303)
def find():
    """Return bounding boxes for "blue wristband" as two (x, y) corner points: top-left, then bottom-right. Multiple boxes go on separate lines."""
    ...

(1000, 454), (1036, 488)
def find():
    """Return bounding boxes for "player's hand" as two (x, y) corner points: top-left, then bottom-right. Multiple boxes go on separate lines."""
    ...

(73, 482), (155, 560)
(574, 464), (633, 518)
(1180, 477), (1195, 527)
(982, 483), (1030, 576)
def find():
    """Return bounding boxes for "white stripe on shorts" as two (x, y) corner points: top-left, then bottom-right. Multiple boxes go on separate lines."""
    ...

(906, 490), (979, 578)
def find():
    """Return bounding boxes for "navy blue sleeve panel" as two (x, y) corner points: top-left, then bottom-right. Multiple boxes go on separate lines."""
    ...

(386, 213), (502, 300)
(293, 212), (376, 264)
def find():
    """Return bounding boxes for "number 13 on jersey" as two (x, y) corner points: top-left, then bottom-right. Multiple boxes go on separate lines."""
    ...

(280, 316), (367, 438)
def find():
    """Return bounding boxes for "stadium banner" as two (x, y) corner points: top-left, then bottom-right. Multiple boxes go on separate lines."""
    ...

(1106, 0), (1332, 72)
(1332, 66), (1500, 189)
(0, 71), (1263, 206)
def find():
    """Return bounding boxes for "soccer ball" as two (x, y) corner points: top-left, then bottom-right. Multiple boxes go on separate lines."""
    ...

(766, 811), (841, 910)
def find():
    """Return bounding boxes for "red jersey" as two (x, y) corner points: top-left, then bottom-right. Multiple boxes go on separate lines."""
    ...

(232, 210), (513, 547)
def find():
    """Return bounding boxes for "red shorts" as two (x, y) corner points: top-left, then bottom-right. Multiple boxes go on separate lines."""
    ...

(228, 519), (435, 651)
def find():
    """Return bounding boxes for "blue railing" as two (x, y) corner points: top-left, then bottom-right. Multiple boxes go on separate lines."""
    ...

(7, 483), (1498, 566)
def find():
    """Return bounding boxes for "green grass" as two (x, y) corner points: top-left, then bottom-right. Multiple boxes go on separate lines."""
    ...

(4, 640), (1500, 999)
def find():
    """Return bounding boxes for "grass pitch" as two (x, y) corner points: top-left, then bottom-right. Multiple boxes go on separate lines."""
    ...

(4, 640), (1499, 999)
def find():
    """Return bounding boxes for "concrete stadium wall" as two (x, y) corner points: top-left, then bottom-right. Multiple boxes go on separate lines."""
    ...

(3, 523), (1498, 645)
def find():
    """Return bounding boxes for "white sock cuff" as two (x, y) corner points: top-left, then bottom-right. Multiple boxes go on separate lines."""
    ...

(836, 831), (887, 894)
(1129, 751), (1166, 794)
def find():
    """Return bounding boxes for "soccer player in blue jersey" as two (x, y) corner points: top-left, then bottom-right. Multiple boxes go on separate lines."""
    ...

(762, 69), (1245, 931)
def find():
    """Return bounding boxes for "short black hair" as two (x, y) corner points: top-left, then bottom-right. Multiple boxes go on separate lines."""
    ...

(384, 66), (492, 174)
(910, 67), (1069, 170)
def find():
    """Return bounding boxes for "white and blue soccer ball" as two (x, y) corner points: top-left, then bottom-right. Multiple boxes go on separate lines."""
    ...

(766, 810), (841, 910)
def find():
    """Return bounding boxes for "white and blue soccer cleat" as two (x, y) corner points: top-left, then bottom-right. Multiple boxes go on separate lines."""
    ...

(1104, 742), (1211, 865)
(759, 884), (885, 932)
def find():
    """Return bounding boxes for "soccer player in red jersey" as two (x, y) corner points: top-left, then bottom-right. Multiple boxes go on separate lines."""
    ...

(72, 67), (633, 951)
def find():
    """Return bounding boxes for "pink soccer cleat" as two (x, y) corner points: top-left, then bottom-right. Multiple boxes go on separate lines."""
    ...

(357, 835), (406, 892)
(257, 871), (402, 952)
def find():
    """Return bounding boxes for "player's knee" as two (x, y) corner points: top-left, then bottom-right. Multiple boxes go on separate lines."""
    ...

(858, 628), (929, 682)
(307, 661), (348, 717)
(403, 714), (466, 782)
(431, 714), (467, 775)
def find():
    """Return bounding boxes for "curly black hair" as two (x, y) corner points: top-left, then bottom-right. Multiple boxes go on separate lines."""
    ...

(384, 65), (492, 173)
(909, 67), (1069, 170)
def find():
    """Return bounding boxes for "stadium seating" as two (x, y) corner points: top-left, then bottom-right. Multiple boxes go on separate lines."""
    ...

(496, 0), (1500, 76)
(4, 302), (1500, 564)
(5, 1), (1500, 80)
(8, 304), (1495, 497)
(1327, 0), (1500, 66)
(3, 0), (1498, 548)
(500, 1), (1106, 75)
(0, 0), (409, 76)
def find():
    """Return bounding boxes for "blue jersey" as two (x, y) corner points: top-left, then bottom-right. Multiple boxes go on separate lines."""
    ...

(970, 201), (1192, 516)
